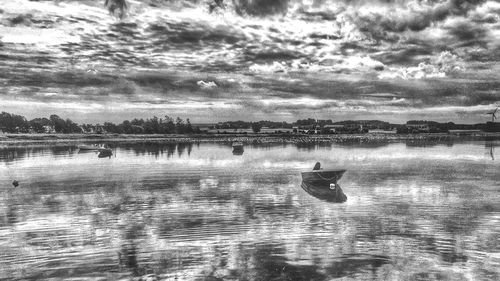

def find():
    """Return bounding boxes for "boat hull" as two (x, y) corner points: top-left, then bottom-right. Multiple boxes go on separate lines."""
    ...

(301, 170), (346, 184)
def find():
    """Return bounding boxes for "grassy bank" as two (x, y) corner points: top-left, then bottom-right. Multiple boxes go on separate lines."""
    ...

(1, 132), (499, 146)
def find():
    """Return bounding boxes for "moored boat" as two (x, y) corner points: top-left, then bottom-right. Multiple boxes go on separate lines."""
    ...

(232, 141), (243, 149)
(98, 149), (113, 158)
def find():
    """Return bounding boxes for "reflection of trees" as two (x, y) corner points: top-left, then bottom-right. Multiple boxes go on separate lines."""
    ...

(0, 146), (78, 163)
(197, 243), (390, 281)
(121, 143), (193, 158)
(405, 139), (454, 148)
(118, 224), (145, 275)
(226, 244), (326, 281)
(295, 142), (316, 151)
(333, 142), (389, 149)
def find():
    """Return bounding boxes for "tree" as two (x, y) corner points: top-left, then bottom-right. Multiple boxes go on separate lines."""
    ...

(29, 118), (51, 133)
(251, 122), (262, 133)
(185, 118), (193, 134)
(50, 115), (67, 133)
(175, 117), (185, 134)
(163, 115), (176, 134)
(119, 120), (132, 134)
(66, 119), (82, 133)
(104, 122), (121, 133)
(0, 112), (28, 133)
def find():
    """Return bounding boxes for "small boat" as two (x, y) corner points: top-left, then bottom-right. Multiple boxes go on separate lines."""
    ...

(98, 148), (113, 158)
(232, 142), (244, 155)
(300, 162), (347, 202)
(232, 142), (243, 149)
(301, 169), (346, 184)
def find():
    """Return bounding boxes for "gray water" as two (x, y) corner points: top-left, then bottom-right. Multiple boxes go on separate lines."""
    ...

(0, 141), (499, 280)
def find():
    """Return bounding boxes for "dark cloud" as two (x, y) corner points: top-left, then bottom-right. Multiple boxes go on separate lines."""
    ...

(232, 0), (289, 16)
(353, 0), (487, 41)
(0, 69), (117, 88)
(374, 47), (434, 65)
(147, 21), (244, 45)
(244, 49), (303, 62)
(447, 21), (489, 47)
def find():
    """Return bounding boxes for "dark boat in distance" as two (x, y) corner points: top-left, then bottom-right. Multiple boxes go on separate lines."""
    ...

(301, 169), (346, 184)
(232, 142), (243, 149)
(232, 141), (244, 155)
(98, 149), (113, 158)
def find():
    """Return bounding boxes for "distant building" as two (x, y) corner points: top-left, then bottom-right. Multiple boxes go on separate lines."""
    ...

(448, 130), (482, 136)
(342, 123), (364, 133)
(259, 127), (294, 134)
(406, 123), (430, 133)
(368, 129), (397, 134)
(323, 125), (344, 133)
(43, 125), (56, 133)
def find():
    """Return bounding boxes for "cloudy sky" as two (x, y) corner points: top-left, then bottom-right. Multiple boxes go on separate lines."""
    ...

(1, 0), (499, 123)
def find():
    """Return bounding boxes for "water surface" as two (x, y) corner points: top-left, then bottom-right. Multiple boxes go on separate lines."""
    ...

(0, 141), (499, 280)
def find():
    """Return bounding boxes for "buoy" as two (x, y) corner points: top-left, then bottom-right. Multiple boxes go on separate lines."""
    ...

(12, 180), (19, 187)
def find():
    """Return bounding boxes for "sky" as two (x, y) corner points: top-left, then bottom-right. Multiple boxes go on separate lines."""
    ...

(0, 0), (499, 124)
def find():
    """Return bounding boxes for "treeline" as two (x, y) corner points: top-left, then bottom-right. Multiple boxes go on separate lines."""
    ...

(215, 119), (338, 129)
(1, 111), (497, 134)
(0, 112), (81, 133)
(215, 120), (293, 130)
(96, 116), (200, 134)
(0, 112), (200, 134)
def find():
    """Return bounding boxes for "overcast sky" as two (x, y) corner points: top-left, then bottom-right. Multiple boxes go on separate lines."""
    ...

(1, 0), (499, 123)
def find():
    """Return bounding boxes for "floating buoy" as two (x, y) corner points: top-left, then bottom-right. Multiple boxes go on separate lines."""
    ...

(12, 180), (19, 187)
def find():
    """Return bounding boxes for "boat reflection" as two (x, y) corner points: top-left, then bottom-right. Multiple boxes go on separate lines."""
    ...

(97, 149), (113, 158)
(232, 141), (244, 155)
(232, 148), (244, 155)
(300, 181), (347, 203)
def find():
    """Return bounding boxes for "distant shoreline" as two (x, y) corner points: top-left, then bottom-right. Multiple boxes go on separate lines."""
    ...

(1, 132), (499, 146)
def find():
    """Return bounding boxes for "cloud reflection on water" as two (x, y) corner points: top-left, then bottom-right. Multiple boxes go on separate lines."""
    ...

(0, 142), (499, 280)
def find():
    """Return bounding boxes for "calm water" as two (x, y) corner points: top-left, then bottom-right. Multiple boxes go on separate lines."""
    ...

(0, 141), (499, 280)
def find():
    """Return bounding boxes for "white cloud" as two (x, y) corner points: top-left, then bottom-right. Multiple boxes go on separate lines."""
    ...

(378, 51), (465, 80)
(249, 61), (288, 73)
(197, 80), (218, 89)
